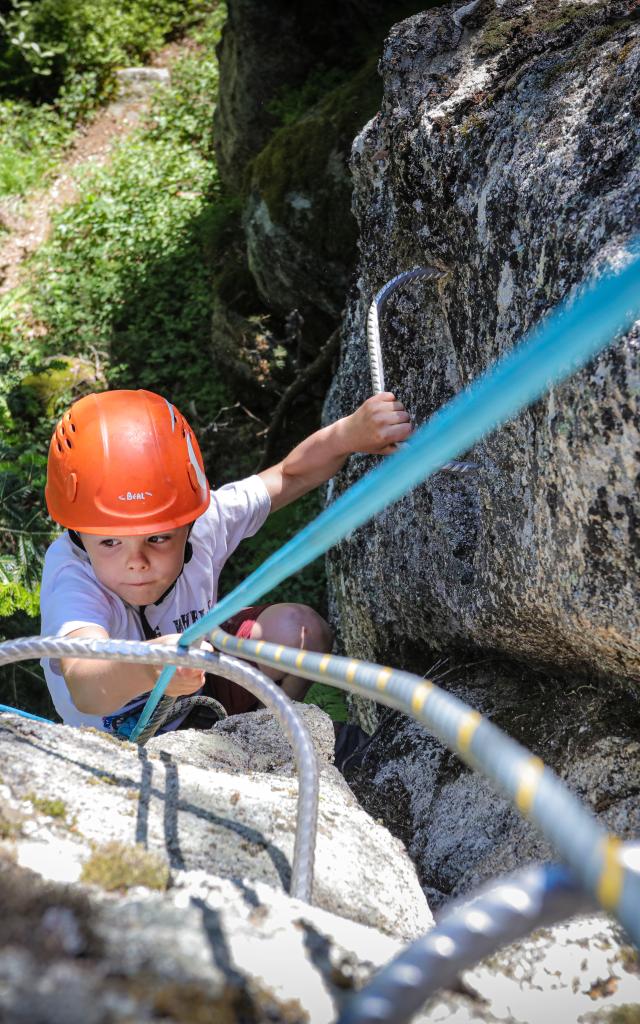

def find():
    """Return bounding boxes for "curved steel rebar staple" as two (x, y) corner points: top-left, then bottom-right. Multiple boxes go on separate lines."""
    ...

(0, 635), (319, 904)
(337, 863), (596, 1024)
(134, 249), (640, 739)
(208, 627), (640, 949)
(366, 267), (476, 476)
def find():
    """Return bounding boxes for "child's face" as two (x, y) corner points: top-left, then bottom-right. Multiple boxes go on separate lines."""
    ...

(79, 525), (191, 605)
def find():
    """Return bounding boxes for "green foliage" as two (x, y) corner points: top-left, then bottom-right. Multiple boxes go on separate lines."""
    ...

(0, 2), (220, 198)
(6, 11), (230, 420)
(0, 441), (55, 722)
(0, 97), (71, 196)
(0, 0), (211, 101)
(0, 443), (52, 618)
(304, 681), (348, 722)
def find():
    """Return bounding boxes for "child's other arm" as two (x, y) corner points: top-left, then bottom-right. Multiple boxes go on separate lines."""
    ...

(60, 625), (209, 716)
(259, 392), (411, 512)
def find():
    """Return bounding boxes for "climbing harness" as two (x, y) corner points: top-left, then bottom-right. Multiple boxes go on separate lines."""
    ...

(104, 692), (227, 742)
(1, 244), (639, 1013)
(0, 635), (319, 904)
(366, 266), (476, 476)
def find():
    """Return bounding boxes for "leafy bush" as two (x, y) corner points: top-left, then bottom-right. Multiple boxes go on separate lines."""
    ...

(0, 0), (210, 101)
(0, 443), (52, 618)
(7, 6), (229, 419)
(0, 1), (217, 197)
(0, 96), (71, 196)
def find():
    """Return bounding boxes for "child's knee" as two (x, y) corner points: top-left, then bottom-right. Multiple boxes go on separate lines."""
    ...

(251, 603), (332, 652)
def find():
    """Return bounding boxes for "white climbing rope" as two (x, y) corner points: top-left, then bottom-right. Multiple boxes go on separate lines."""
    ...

(0, 635), (319, 904)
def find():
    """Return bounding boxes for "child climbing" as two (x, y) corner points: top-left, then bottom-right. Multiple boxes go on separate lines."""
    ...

(40, 388), (411, 736)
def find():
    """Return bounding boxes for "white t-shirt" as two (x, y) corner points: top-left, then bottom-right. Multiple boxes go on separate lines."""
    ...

(40, 475), (271, 730)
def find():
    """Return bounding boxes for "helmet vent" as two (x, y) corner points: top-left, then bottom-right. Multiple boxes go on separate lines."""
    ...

(65, 438), (73, 449)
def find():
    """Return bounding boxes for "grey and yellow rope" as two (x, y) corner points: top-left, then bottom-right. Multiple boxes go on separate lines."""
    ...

(0, 635), (319, 903)
(208, 626), (640, 948)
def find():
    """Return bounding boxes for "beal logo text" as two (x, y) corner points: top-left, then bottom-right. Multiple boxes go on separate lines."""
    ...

(118, 491), (153, 501)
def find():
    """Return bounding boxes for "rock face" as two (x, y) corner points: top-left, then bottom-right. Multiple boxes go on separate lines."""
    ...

(216, 1), (444, 319)
(0, 708), (432, 940)
(215, 0), (408, 186)
(244, 62), (381, 317)
(1, 708), (638, 1022)
(2, 856), (638, 1024)
(344, 659), (640, 906)
(323, 0), (640, 902)
(325, 0), (640, 685)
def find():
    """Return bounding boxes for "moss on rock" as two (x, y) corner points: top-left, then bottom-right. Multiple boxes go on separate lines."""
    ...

(81, 840), (169, 892)
(27, 793), (67, 819)
(8, 355), (105, 424)
(249, 57), (381, 264)
(477, 0), (611, 58)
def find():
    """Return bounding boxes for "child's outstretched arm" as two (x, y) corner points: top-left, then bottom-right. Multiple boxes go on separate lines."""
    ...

(259, 392), (411, 512)
(60, 625), (210, 716)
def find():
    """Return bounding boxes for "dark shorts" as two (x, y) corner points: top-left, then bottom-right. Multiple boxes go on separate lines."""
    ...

(201, 603), (272, 716)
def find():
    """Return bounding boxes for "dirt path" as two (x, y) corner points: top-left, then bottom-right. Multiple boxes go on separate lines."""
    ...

(0, 40), (191, 296)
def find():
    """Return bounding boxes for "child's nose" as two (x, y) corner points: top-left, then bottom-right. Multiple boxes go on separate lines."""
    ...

(126, 546), (150, 569)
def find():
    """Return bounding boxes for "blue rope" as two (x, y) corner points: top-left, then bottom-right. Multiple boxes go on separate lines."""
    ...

(0, 703), (53, 724)
(130, 244), (640, 742)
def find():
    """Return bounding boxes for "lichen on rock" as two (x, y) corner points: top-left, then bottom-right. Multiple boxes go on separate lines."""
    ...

(325, 0), (640, 899)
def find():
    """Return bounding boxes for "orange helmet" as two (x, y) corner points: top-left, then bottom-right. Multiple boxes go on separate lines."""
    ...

(46, 390), (210, 535)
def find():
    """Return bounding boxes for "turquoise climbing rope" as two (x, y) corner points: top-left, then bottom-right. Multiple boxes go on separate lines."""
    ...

(131, 242), (640, 743)
(0, 703), (52, 724)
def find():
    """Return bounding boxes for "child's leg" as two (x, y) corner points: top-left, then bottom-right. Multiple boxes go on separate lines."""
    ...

(247, 603), (333, 700)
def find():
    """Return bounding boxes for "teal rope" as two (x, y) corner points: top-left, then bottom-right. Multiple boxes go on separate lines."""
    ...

(130, 246), (640, 742)
(0, 704), (53, 724)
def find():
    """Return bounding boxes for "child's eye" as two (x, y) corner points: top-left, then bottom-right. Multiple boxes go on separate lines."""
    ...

(99, 539), (120, 548)
(148, 534), (171, 544)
